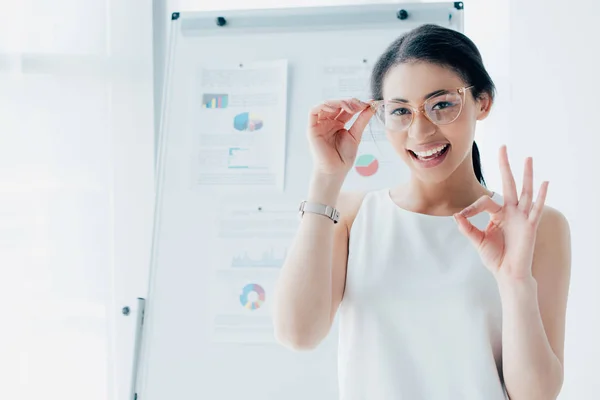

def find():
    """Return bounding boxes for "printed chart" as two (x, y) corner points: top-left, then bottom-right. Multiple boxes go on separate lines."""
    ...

(194, 60), (287, 190)
(239, 283), (266, 310)
(233, 112), (264, 132)
(230, 245), (287, 269)
(210, 270), (276, 343)
(227, 147), (255, 169)
(202, 93), (229, 109)
(354, 154), (379, 177)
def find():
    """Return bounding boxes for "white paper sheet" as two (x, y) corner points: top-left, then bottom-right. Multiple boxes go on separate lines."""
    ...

(209, 269), (277, 344)
(192, 60), (288, 191)
(209, 199), (298, 343)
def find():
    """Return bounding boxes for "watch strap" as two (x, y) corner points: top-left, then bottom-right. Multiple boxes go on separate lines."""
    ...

(299, 201), (340, 224)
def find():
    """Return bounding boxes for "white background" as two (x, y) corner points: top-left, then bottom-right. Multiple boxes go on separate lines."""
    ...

(0, 1), (154, 400)
(1, 0), (597, 399)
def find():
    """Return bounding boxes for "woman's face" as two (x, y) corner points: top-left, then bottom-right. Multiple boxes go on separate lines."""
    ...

(380, 62), (492, 184)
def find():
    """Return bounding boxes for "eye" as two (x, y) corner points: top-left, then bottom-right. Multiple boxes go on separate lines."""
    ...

(389, 106), (411, 116)
(432, 101), (454, 110)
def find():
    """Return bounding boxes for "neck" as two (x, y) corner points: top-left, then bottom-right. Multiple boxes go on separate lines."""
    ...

(392, 155), (494, 214)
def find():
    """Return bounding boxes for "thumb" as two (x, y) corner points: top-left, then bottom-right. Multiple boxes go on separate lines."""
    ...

(454, 213), (484, 247)
(348, 106), (374, 142)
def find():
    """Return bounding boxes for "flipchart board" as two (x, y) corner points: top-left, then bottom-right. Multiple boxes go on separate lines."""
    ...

(135, 3), (464, 400)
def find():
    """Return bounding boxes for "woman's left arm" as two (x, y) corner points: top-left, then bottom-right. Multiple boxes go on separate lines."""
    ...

(454, 145), (572, 400)
(498, 206), (571, 400)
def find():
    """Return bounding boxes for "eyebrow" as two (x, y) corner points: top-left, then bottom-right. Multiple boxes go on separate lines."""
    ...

(391, 89), (448, 103)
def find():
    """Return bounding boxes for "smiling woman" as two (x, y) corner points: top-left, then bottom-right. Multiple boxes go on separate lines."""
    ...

(274, 23), (571, 400)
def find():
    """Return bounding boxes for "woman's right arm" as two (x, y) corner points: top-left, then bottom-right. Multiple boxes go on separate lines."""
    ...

(272, 98), (373, 350)
(272, 173), (347, 350)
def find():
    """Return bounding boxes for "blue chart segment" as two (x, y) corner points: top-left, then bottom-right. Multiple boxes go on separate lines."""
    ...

(231, 247), (286, 268)
(239, 283), (266, 310)
(202, 93), (229, 108)
(233, 112), (263, 132)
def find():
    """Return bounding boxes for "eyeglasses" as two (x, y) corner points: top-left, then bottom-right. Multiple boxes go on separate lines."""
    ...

(369, 86), (474, 132)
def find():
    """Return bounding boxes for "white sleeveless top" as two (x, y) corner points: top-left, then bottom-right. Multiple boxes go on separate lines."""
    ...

(338, 188), (507, 400)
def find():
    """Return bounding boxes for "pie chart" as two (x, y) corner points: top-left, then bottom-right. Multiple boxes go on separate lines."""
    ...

(233, 112), (264, 132)
(239, 283), (266, 310)
(355, 154), (379, 177)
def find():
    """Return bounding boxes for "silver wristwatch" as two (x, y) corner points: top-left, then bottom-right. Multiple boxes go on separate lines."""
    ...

(298, 201), (340, 224)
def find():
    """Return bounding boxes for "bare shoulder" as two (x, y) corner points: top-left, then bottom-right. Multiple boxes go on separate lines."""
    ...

(336, 191), (368, 230)
(532, 205), (571, 275)
(536, 205), (571, 244)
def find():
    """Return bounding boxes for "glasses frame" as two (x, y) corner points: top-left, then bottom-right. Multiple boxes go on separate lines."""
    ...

(369, 86), (474, 132)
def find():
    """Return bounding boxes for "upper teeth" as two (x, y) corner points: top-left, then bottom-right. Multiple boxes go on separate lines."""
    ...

(414, 144), (448, 157)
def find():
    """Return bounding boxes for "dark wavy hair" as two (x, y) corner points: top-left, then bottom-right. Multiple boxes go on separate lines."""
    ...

(370, 24), (496, 186)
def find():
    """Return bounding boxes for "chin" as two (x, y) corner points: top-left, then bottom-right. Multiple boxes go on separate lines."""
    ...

(413, 169), (455, 184)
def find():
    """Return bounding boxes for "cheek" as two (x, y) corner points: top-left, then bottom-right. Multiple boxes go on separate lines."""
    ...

(385, 130), (409, 156)
(444, 115), (476, 145)
(455, 106), (478, 136)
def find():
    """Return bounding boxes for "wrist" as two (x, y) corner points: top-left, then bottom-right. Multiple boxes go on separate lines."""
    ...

(496, 274), (538, 300)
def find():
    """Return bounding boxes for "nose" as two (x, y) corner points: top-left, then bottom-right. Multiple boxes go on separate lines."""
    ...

(407, 110), (436, 140)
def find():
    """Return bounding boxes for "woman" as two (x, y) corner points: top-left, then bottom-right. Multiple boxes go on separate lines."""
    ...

(273, 24), (571, 399)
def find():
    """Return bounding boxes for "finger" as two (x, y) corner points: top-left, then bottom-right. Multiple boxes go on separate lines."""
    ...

(309, 99), (364, 126)
(529, 181), (549, 226)
(329, 99), (364, 116)
(309, 100), (350, 125)
(347, 105), (375, 143)
(519, 157), (534, 212)
(335, 110), (356, 124)
(454, 213), (485, 247)
(309, 102), (338, 126)
(499, 145), (518, 205)
(340, 99), (373, 123)
(459, 195), (503, 218)
(337, 99), (356, 114)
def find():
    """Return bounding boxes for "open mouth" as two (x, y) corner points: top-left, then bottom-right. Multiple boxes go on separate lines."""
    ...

(409, 144), (450, 160)
(408, 144), (450, 168)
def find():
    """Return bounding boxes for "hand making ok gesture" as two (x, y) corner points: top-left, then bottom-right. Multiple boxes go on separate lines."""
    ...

(454, 145), (549, 282)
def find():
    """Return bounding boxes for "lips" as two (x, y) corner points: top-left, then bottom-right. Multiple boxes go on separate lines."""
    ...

(407, 143), (451, 168)
(411, 143), (449, 159)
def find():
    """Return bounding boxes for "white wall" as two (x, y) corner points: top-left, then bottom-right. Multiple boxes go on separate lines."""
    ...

(508, 0), (600, 398)
(0, 2), (155, 400)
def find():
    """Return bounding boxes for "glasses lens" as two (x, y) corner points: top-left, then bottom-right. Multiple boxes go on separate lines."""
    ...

(424, 92), (463, 124)
(377, 102), (413, 131)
